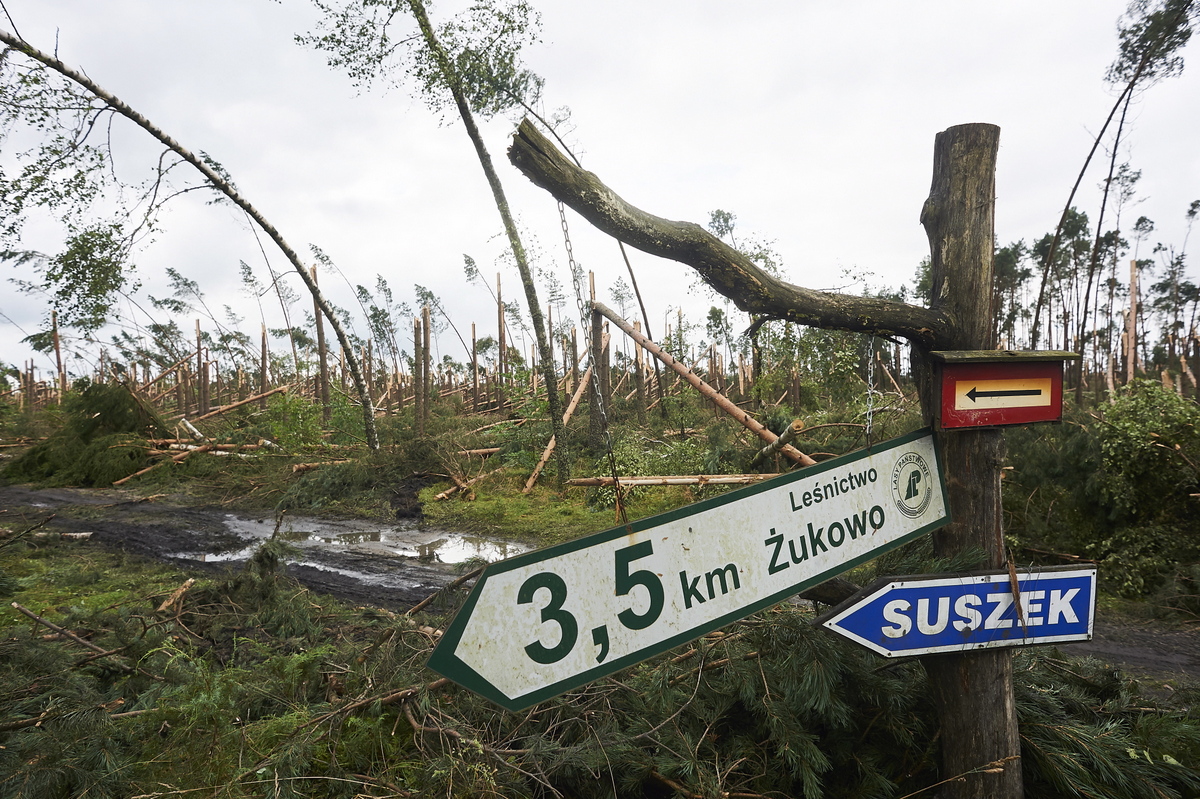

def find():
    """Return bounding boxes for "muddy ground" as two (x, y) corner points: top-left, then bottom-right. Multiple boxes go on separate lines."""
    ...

(0, 483), (479, 611)
(3, 483), (1200, 681)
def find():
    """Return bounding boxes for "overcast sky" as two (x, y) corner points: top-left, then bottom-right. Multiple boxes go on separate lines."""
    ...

(2, 0), (1198, 378)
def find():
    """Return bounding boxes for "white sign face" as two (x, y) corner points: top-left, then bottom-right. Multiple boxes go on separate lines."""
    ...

(428, 429), (949, 711)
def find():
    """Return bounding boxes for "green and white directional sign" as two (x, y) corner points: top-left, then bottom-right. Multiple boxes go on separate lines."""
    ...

(427, 428), (950, 711)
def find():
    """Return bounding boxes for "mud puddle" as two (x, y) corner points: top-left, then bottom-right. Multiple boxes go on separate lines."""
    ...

(179, 514), (527, 566)
(0, 484), (527, 610)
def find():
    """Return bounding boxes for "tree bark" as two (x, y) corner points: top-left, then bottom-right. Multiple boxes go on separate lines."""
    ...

(508, 119), (949, 347)
(918, 123), (1023, 799)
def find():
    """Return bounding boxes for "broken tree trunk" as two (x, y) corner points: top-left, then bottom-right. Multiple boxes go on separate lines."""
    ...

(749, 419), (805, 468)
(509, 119), (949, 346)
(591, 302), (816, 467)
(917, 123), (1023, 799)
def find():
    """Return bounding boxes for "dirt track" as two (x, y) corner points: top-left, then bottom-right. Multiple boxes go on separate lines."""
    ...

(3, 483), (1200, 680)
(0, 484), (476, 611)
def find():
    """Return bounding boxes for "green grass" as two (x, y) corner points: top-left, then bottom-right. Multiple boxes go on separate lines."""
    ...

(1, 534), (197, 622)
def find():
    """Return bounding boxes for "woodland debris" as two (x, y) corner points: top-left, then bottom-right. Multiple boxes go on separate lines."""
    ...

(173, 384), (290, 423)
(523, 340), (604, 493)
(292, 460), (353, 474)
(434, 466), (505, 501)
(749, 418), (805, 468)
(568, 474), (782, 487)
(592, 302), (817, 466)
(10, 602), (163, 681)
(157, 577), (197, 613)
(112, 443), (213, 486)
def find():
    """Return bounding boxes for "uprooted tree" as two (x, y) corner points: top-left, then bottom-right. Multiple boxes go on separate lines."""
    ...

(509, 119), (1021, 799)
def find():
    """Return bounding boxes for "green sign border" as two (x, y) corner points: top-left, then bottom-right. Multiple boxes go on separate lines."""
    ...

(427, 427), (950, 711)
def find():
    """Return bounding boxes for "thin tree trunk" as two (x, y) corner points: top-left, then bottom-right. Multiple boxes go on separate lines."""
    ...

(422, 305), (432, 427)
(51, 310), (65, 397)
(1127, 260), (1139, 382)
(311, 266), (332, 424)
(496, 273), (506, 412)
(405, 0), (566, 478)
(414, 316), (425, 436)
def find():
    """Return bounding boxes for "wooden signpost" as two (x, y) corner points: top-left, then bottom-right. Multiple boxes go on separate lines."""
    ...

(506, 121), (1028, 796)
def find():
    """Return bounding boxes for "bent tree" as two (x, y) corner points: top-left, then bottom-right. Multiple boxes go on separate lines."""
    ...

(510, 119), (1021, 799)
(0, 29), (381, 449)
(301, 0), (568, 479)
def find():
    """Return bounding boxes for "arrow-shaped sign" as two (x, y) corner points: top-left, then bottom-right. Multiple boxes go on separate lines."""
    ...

(818, 566), (1095, 657)
(428, 429), (950, 711)
(965, 386), (1043, 402)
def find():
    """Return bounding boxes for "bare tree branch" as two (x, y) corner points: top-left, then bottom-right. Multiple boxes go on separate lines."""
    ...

(508, 119), (951, 348)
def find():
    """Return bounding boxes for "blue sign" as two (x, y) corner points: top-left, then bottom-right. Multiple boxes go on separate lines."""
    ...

(818, 567), (1095, 657)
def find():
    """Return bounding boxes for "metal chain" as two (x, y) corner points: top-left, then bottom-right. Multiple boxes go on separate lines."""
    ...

(559, 201), (627, 523)
(865, 334), (877, 448)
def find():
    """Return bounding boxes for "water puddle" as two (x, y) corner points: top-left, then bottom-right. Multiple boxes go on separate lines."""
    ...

(174, 514), (528, 567)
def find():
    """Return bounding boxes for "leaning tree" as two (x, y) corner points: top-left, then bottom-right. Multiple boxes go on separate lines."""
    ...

(0, 28), (381, 449)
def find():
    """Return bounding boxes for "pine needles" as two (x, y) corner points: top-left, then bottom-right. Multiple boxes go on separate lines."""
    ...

(3, 529), (1200, 798)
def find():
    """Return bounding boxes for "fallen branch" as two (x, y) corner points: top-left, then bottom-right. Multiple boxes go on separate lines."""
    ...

(457, 447), (501, 457)
(112, 444), (213, 486)
(568, 474), (781, 487)
(292, 460), (353, 474)
(405, 566), (485, 616)
(0, 514), (55, 551)
(592, 302), (816, 466)
(10, 602), (163, 681)
(749, 418), (804, 468)
(434, 467), (506, 501)
(185, 384), (290, 422)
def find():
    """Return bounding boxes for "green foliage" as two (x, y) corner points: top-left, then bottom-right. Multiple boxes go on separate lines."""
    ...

(1107, 0), (1197, 86)
(2, 380), (163, 486)
(37, 222), (133, 332)
(300, 0), (543, 120)
(1006, 382), (1200, 607)
(4, 490), (1200, 797)
(1097, 380), (1200, 520)
(1018, 651), (1200, 798)
(259, 391), (325, 450)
